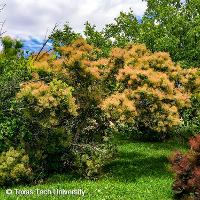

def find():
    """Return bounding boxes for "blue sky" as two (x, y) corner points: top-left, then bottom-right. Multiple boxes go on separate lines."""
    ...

(2, 0), (147, 51)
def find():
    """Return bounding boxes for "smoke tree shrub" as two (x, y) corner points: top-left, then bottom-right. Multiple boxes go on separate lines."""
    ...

(16, 38), (115, 178)
(98, 44), (200, 139)
(170, 134), (200, 199)
(16, 79), (79, 175)
(17, 79), (78, 128)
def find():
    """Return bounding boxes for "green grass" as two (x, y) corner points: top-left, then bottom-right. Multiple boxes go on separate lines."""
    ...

(0, 140), (188, 200)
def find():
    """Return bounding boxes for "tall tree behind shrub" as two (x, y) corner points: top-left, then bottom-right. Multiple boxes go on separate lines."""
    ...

(104, 9), (140, 47)
(50, 23), (80, 51)
(141, 0), (200, 67)
(79, 0), (200, 68)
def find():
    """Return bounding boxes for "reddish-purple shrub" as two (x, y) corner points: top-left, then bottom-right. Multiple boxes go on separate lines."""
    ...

(170, 134), (200, 199)
(189, 135), (200, 152)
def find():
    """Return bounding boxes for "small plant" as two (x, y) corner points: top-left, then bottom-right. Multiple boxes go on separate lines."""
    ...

(0, 147), (33, 186)
(71, 143), (116, 178)
(170, 134), (200, 199)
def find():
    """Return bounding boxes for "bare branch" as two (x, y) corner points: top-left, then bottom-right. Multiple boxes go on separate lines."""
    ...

(0, 19), (6, 37)
(0, 4), (6, 37)
(33, 23), (58, 62)
(0, 3), (6, 12)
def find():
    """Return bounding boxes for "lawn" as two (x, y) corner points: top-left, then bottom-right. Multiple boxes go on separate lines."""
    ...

(0, 139), (188, 200)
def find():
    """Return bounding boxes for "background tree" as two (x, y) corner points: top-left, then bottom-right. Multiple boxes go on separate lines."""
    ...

(50, 23), (80, 51)
(104, 9), (140, 47)
(141, 0), (200, 67)
(0, 37), (31, 152)
(66, 0), (200, 68)
(84, 22), (112, 56)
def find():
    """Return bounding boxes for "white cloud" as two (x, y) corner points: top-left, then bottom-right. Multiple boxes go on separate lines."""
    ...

(2, 0), (146, 39)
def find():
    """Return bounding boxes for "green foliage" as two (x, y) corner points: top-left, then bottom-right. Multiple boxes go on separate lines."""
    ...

(138, 0), (200, 67)
(0, 116), (30, 153)
(104, 9), (140, 47)
(84, 22), (112, 56)
(0, 54), (30, 111)
(1, 1), (200, 188)
(1, 36), (23, 56)
(171, 93), (200, 140)
(0, 147), (33, 186)
(0, 38), (31, 153)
